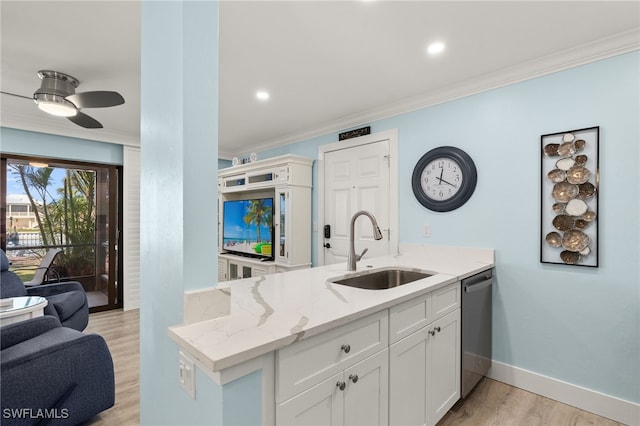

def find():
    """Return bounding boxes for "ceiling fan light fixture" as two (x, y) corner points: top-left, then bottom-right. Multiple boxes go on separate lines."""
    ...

(33, 93), (77, 117)
(29, 162), (49, 168)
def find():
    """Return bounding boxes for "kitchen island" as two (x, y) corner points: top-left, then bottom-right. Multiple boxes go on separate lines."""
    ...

(169, 244), (494, 425)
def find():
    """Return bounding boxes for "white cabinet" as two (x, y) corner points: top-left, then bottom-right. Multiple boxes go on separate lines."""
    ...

(429, 310), (460, 421)
(218, 155), (313, 281)
(276, 311), (389, 425)
(277, 349), (388, 426)
(389, 283), (461, 426)
(275, 282), (461, 426)
(275, 186), (311, 267)
(219, 254), (277, 281)
(217, 257), (228, 281)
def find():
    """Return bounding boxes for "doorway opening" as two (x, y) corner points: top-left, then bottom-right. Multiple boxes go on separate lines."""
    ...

(1, 155), (123, 312)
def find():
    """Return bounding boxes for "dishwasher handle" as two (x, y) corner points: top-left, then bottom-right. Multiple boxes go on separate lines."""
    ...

(463, 276), (493, 293)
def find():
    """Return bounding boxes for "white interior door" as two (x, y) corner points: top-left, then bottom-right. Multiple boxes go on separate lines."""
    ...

(323, 139), (390, 265)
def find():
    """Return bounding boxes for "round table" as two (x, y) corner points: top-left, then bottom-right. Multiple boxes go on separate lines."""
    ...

(0, 296), (48, 326)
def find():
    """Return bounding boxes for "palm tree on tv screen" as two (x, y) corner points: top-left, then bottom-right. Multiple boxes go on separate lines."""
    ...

(243, 200), (272, 243)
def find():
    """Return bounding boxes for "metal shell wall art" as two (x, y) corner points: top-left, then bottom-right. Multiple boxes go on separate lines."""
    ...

(541, 127), (599, 267)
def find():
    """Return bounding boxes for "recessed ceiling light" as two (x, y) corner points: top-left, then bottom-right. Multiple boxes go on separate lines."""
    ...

(256, 91), (270, 101)
(427, 42), (445, 55)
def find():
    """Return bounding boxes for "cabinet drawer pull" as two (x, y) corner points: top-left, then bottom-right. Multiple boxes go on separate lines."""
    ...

(341, 344), (351, 354)
(428, 329), (435, 336)
(349, 374), (358, 384)
(336, 381), (346, 391)
(435, 326), (441, 333)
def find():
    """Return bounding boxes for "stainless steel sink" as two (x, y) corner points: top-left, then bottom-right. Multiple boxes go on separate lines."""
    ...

(331, 268), (432, 290)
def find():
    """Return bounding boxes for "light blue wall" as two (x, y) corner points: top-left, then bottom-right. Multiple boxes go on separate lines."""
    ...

(218, 158), (232, 169)
(0, 127), (123, 165)
(258, 52), (639, 404)
(140, 2), (261, 425)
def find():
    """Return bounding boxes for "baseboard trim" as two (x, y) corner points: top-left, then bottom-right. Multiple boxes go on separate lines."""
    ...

(487, 361), (639, 426)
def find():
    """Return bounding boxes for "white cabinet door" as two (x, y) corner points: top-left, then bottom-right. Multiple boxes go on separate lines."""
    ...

(390, 309), (461, 426)
(389, 327), (428, 426)
(217, 257), (227, 282)
(343, 349), (389, 426)
(429, 309), (460, 423)
(275, 188), (290, 264)
(278, 350), (388, 426)
(277, 372), (344, 426)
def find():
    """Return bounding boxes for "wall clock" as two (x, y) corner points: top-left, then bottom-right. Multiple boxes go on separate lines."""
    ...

(411, 146), (477, 212)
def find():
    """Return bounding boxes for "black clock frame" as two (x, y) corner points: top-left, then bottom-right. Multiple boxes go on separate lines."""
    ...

(411, 146), (477, 212)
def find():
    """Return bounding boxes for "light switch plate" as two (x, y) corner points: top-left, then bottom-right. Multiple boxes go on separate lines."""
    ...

(179, 350), (196, 399)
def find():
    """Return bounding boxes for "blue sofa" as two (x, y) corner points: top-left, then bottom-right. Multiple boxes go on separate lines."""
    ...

(1, 250), (88, 331)
(0, 316), (115, 425)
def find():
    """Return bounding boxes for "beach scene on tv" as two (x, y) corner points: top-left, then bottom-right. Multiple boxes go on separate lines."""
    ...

(223, 198), (273, 259)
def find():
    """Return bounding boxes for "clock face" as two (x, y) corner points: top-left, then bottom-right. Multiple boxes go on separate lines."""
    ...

(412, 146), (477, 212)
(420, 157), (463, 201)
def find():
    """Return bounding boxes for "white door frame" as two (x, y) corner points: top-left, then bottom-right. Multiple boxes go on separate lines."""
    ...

(317, 129), (399, 266)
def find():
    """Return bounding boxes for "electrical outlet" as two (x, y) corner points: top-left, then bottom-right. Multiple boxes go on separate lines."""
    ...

(179, 351), (196, 399)
(423, 224), (431, 237)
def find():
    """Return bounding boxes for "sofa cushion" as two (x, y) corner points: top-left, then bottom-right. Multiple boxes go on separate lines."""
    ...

(47, 291), (86, 321)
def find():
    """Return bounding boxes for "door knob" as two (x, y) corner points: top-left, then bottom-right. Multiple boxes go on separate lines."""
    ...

(323, 242), (331, 248)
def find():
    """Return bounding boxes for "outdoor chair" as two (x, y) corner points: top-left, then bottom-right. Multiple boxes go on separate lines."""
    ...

(23, 247), (63, 286)
(0, 249), (88, 331)
(1, 316), (115, 425)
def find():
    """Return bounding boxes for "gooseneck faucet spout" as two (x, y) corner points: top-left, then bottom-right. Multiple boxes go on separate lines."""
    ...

(347, 210), (384, 271)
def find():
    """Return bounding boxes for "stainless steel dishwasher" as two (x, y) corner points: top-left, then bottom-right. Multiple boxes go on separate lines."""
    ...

(461, 268), (494, 398)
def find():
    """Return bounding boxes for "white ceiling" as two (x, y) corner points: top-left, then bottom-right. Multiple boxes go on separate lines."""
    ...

(1, 1), (639, 159)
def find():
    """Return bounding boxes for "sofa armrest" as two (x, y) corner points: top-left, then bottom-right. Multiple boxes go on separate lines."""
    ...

(26, 281), (86, 298)
(0, 316), (62, 350)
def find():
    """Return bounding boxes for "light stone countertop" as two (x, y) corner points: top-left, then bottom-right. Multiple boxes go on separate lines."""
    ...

(168, 244), (494, 374)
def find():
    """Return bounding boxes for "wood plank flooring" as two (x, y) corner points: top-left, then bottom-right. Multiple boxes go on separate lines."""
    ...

(440, 378), (623, 426)
(82, 309), (139, 425)
(80, 309), (622, 426)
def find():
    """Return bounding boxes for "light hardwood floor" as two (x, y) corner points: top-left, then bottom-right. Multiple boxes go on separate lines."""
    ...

(81, 309), (622, 426)
(82, 309), (140, 425)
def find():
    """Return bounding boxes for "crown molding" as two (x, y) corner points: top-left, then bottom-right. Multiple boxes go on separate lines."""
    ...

(231, 28), (639, 157)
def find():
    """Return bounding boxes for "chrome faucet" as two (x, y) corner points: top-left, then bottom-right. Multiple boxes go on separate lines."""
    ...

(347, 210), (383, 271)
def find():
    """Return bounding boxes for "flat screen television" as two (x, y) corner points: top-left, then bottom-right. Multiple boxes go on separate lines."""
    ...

(222, 198), (274, 260)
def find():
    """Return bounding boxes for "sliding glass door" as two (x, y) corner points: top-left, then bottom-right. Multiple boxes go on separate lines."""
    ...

(1, 155), (122, 312)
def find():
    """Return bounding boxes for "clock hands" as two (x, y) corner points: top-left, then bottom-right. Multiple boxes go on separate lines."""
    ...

(436, 168), (457, 188)
(439, 177), (457, 187)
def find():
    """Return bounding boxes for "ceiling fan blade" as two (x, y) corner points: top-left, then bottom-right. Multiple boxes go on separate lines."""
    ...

(66, 91), (125, 108)
(0, 91), (32, 100)
(67, 111), (103, 129)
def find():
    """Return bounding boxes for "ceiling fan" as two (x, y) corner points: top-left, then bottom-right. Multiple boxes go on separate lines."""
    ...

(1, 70), (125, 129)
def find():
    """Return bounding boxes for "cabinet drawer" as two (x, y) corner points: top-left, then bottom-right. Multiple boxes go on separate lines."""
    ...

(276, 310), (388, 402)
(389, 292), (430, 344)
(432, 282), (460, 321)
